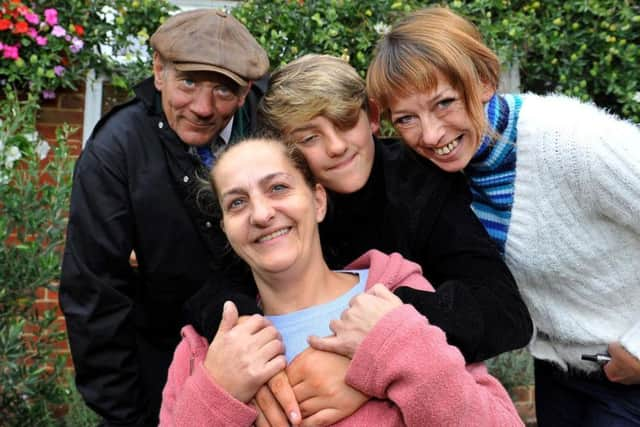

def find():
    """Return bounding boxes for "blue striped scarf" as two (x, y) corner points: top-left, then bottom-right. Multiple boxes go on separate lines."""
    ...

(466, 94), (522, 255)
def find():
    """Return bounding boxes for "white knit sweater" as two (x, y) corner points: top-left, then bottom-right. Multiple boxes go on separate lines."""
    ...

(506, 93), (640, 373)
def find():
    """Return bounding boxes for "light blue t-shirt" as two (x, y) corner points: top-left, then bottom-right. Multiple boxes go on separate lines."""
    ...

(265, 269), (368, 363)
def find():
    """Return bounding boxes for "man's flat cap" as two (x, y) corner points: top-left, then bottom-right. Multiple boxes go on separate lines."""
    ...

(150, 9), (269, 86)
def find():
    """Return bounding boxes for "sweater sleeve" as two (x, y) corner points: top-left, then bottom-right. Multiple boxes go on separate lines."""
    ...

(159, 336), (257, 427)
(346, 305), (523, 427)
(588, 112), (640, 359)
(398, 172), (532, 362)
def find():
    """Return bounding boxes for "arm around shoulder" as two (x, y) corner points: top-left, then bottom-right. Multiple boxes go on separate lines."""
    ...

(403, 173), (532, 362)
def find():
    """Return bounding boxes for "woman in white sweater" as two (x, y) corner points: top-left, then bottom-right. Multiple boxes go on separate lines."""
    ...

(353, 5), (640, 426)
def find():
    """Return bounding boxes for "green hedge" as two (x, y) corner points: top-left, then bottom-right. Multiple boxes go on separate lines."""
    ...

(233, 0), (640, 123)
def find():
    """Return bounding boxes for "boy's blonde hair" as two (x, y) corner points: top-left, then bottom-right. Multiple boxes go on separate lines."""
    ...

(259, 54), (368, 136)
(367, 6), (500, 140)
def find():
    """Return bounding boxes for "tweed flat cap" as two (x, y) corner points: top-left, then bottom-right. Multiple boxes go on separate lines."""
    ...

(150, 9), (269, 86)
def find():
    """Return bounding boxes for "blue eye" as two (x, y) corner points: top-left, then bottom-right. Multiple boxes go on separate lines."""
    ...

(227, 198), (245, 210)
(182, 79), (195, 88)
(438, 98), (455, 108)
(214, 85), (233, 96)
(298, 134), (318, 145)
(393, 115), (415, 127)
(272, 184), (288, 192)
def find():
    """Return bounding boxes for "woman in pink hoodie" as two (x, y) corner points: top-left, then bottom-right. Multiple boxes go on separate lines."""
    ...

(159, 136), (523, 427)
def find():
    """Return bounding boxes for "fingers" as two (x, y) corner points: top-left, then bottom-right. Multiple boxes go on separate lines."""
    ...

(291, 382), (321, 412)
(368, 283), (396, 300)
(217, 300), (239, 333)
(307, 334), (346, 357)
(252, 398), (273, 427)
(300, 408), (342, 427)
(255, 385), (290, 427)
(604, 342), (640, 385)
(268, 371), (301, 425)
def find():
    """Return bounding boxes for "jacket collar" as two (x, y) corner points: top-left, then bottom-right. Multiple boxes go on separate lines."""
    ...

(133, 77), (160, 114)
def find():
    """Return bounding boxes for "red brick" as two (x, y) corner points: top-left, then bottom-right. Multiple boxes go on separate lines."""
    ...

(37, 108), (84, 126)
(47, 287), (59, 301)
(53, 339), (70, 351)
(40, 96), (60, 108)
(35, 287), (47, 299)
(59, 91), (85, 110)
(36, 123), (83, 141)
(512, 385), (534, 403)
(34, 301), (64, 318)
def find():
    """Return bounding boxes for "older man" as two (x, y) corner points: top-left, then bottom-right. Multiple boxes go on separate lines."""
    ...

(60, 9), (269, 426)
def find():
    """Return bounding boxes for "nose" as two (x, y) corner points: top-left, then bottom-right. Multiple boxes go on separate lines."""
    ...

(249, 195), (275, 226)
(419, 115), (445, 147)
(190, 88), (215, 119)
(325, 131), (348, 158)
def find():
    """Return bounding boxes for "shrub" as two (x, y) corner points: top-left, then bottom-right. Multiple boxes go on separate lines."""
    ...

(486, 349), (534, 397)
(0, 88), (74, 426)
(0, 0), (177, 98)
(233, 0), (424, 77)
(234, 0), (640, 124)
(517, 0), (640, 122)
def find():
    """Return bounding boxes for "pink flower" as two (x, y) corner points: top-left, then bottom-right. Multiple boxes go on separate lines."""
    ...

(69, 37), (84, 53)
(3, 44), (19, 60)
(51, 25), (66, 37)
(42, 90), (56, 99)
(44, 8), (58, 26)
(27, 27), (38, 38)
(0, 42), (4, 51)
(54, 65), (65, 76)
(25, 12), (39, 25)
(36, 35), (47, 46)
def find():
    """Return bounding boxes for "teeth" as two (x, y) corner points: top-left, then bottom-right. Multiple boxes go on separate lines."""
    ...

(434, 137), (460, 156)
(257, 228), (290, 243)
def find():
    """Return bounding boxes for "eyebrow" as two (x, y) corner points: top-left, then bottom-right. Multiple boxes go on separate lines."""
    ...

(220, 172), (293, 200)
(289, 123), (318, 134)
(390, 87), (453, 114)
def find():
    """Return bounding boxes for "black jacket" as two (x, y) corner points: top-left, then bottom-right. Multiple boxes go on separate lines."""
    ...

(187, 138), (532, 363)
(59, 77), (264, 427)
(320, 138), (532, 362)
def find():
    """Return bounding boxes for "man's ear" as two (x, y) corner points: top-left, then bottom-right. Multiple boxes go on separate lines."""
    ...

(314, 183), (327, 223)
(152, 52), (166, 91)
(367, 100), (381, 135)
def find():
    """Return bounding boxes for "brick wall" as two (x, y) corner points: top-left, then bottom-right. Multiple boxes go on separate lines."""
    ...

(37, 86), (85, 158)
(33, 86), (86, 368)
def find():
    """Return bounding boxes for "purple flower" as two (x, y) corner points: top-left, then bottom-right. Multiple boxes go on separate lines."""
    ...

(36, 36), (47, 46)
(42, 90), (56, 99)
(54, 65), (65, 76)
(44, 9), (58, 26)
(51, 25), (66, 37)
(69, 37), (84, 53)
(25, 13), (40, 25)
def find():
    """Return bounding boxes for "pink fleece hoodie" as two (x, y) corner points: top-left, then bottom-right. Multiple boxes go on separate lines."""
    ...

(159, 250), (523, 426)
